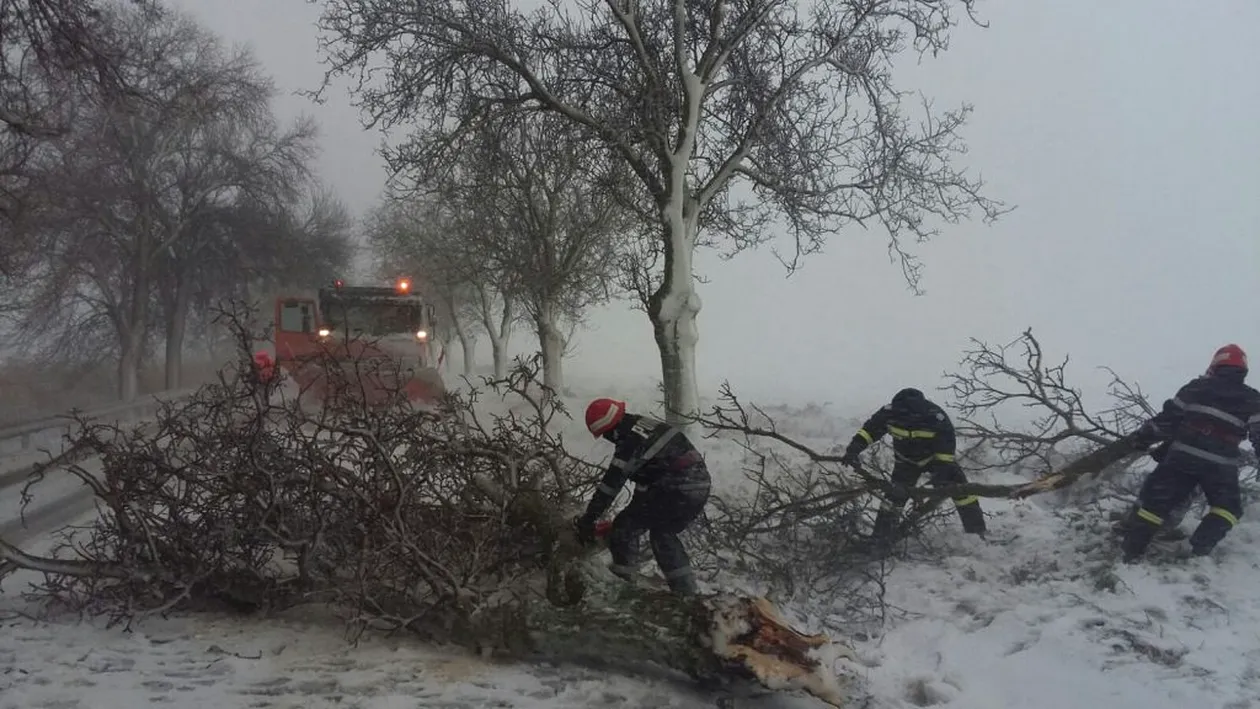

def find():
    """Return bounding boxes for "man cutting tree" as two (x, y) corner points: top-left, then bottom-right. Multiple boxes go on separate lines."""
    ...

(841, 388), (987, 541)
(573, 398), (711, 595)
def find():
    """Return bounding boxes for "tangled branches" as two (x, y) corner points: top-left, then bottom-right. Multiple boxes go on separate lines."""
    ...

(943, 328), (1156, 475)
(692, 385), (969, 624)
(0, 304), (868, 704)
(6, 305), (602, 647)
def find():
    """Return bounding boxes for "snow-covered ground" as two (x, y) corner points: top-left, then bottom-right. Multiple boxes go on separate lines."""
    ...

(3, 372), (1258, 708)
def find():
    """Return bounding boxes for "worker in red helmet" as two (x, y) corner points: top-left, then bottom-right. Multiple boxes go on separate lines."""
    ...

(251, 351), (277, 385)
(1120, 344), (1260, 562)
(573, 397), (711, 594)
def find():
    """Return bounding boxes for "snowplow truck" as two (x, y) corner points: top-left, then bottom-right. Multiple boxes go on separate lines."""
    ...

(269, 278), (446, 408)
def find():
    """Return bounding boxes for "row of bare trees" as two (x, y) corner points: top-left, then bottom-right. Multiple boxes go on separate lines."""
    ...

(1, 0), (352, 404)
(362, 111), (634, 391)
(324, 0), (1009, 419)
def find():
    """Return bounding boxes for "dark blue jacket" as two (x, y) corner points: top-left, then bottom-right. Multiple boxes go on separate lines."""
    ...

(582, 414), (710, 520)
(846, 393), (957, 469)
(1138, 366), (1260, 466)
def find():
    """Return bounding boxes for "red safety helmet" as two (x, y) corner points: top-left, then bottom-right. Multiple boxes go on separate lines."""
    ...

(585, 397), (626, 437)
(252, 351), (276, 383)
(1207, 344), (1248, 374)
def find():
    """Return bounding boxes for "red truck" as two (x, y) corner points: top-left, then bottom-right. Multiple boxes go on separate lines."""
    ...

(267, 277), (446, 408)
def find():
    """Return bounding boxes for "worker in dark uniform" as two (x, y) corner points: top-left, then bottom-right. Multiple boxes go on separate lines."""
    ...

(840, 388), (986, 540)
(573, 398), (711, 594)
(1120, 344), (1260, 562)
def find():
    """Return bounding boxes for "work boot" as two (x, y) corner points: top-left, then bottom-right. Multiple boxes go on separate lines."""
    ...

(1156, 526), (1187, 542)
(1120, 516), (1160, 563)
(1190, 543), (1215, 558)
(956, 502), (987, 536)
(663, 568), (698, 595)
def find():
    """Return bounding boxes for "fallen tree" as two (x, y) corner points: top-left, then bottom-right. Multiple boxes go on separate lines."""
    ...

(685, 336), (1142, 596)
(0, 304), (862, 707)
(691, 328), (1260, 589)
(8, 319), (1203, 706)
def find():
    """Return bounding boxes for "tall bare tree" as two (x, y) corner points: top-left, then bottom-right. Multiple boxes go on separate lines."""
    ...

(164, 184), (353, 386)
(148, 63), (318, 387)
(442, 112), (629, 391)
(3, 4), (341, 399)
(0, 0), (152, 266)
(313, 0), (1008, 424)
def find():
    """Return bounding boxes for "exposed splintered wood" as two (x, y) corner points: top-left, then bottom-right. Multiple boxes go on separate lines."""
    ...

(467, 561), (856, 708)
(1012, 436), (1142, 498)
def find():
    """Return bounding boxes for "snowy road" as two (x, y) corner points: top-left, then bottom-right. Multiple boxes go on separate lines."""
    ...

(0, 457), (101, 545)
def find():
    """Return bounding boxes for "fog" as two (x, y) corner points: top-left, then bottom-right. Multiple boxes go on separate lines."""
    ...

(167, 0), (1260, 415)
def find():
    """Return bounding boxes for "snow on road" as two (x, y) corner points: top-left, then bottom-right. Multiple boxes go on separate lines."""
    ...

(0, 458), (100, 537)
(3, 376), (1259, 708)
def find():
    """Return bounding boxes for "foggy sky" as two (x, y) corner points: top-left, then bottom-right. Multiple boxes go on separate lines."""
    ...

(167, 0), (1260, 416)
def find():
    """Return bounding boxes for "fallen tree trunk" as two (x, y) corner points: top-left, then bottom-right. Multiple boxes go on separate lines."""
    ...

(467, 492), (859, 707)
(494, 571), (857, 708)
(0, 529), (859, 708)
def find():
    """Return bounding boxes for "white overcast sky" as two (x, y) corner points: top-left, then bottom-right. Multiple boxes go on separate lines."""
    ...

(167, 0), (1260, 415)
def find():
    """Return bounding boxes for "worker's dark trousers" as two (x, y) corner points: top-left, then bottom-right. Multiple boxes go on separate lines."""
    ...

(1114, 496), (1192, 538)
(1121, 448), (1242, 561)
(607, 466), (711, 595)
(871, 461), (987, 539)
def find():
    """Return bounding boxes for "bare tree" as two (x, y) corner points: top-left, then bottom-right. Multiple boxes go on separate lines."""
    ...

(313, 0), (1009, 425)
(942, 328), (1157, 476)
(0, 0), (152, 266)
(149, 68), (320, 388)
(469, 274), (517, 380)
(440, 112), (630, 391)
(361, 196), (485, 376)
(175, 185), (355, 376)
(3, 5), (336, 399)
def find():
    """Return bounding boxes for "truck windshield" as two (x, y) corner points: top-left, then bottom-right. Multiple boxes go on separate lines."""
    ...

(320, 301), (422, 337)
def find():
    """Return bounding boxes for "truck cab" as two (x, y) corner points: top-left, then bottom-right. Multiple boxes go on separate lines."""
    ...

(271, 278), (445, 406)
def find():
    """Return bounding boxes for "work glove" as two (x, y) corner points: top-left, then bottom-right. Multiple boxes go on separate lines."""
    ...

(1149, 440), (1171, 463)
(839, 449), (861, 469)
(926, 462), (959, 488)
(1130, 425), (1158, 450)
(572, 515), (598, 546)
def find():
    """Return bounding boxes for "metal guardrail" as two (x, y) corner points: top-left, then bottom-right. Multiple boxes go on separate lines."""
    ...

(0, 387), (199, 460)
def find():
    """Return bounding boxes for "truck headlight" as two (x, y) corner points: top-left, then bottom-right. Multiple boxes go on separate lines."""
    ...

(317, 328), (331, 338)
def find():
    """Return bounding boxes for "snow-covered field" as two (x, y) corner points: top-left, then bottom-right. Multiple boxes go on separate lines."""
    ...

(3, 373), (1258, 709)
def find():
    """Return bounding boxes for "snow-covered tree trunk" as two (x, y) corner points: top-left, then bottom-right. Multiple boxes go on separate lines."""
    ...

(117, 250), (153, 402)
(476, 284), (514, 380)
(456, 329), (476, 376)
(437, 331), (453, 373)
(650, 229), (702, 428)
(163, 279), (192, 390)
(649, 114), (703, 430)
(535, 302), (567, 392)
(117, 330), (145, 402)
